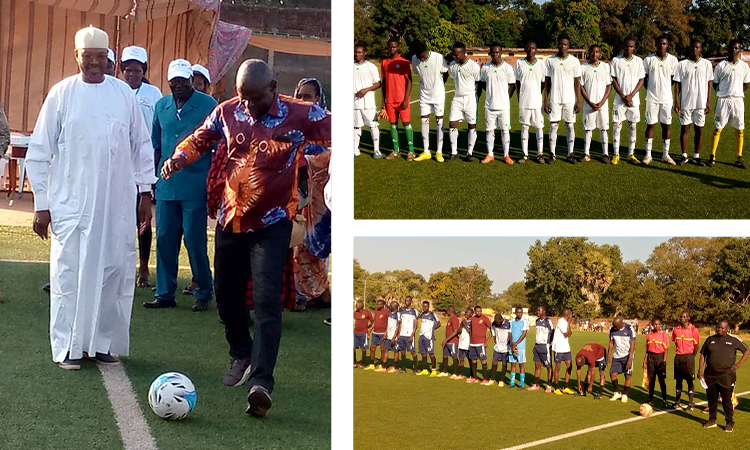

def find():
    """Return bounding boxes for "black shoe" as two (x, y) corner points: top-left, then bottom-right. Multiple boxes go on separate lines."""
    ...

(647, 401), (654, 406)
(593, 393), (602, 400)
(703, 420), (717, 428)
(736, 157), (746, 169)
(95, 352), (120, 364)
(549, 155), (557, 164)
(517, 156), (528, 164)
(707, 155), (715, 167)
(678, 155), (690, 166)
(672, 402), (681, 410)
(536, 154), (546, 164)
(182, 285), (197, 295)
(567, 155), (578, 164)
(42, 283), (51, 293)
(246, 385), (272, 418)
(602, 155), (611, 164)
(575, 391), (586, 397)
(447, 153), (458, 162)
(58, 355), (83, 370)
(690, 157), (705, 167)
(223, 357), (253, 387)
(323, 317), (331, 326)
(686, 404), (694, 412)
(465, 154), (474, 162)
(192, 298), (211, 312)
(662, 401), (669, 408)
(725, 423), (734, 433)
(142, 300), (177, 309)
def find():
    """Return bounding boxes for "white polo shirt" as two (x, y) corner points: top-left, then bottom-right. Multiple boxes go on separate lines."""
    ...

(480, 60), (516, 110)
(581, 61), (611, 110)
(643, 53), (678, 104)
(674, 58), (714, 109)
(713, 59), (750, 98)
(353, 60), (380, 110)
(412, 52), (449, 104)
(610, 54), (646, 106)
(515, 57), (546, 110)
(448, 59), (481, 97)
(545, 54), (582, 105)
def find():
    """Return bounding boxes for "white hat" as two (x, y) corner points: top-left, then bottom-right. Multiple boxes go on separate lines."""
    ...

(167, 59), (193, 81)
(75, 26), (108, 49)
(191, 64), (211, 83)
(121, 46), (148, 64)
(107, 49), (115, 63)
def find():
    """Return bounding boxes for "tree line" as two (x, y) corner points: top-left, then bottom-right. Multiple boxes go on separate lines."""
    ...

(354, 237), (750, 330)
(354, 0), (750, 60)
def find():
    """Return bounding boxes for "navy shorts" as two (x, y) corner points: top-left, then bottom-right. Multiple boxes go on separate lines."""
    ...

(371, 333), (386, 347)
(593, 356), (607, 371)
(398, 336), (415, 353)
(493, 350), (509, 363)
(384, 338), (398, 352)
(419, 336), (435, 355)
(468, 345), (487, 361)
(354, 333), (368, 349)
(610, 355), (632, 375)
(554, 351), (572, 364)
(533, 344), (552, 367)
(458, 348), (469, 359)
(443, 343), (458, 358)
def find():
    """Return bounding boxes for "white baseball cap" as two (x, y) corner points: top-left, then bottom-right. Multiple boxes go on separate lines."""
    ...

(107, 49), (115, 63)
(191, 64), (211, 83)
(167, 59), (193, 81)
(75, 26), (108, 49)
(121, 46), (147, 64)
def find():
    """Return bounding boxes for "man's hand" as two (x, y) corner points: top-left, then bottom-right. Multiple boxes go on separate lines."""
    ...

(138, 194), (152, 235)
(161, 158), (184, 180)
(544, 99), (551, 114)
(705, 104), (711, 115)
(732, 364), (740, 371)
(674, 103), (681, 115)
(574, 101), (581, 114)
(697, 369), (704, 380)
(409, 335), (414, 344)
(33, 210), (51, 240)
(402, 98), (409, 110)
(441, 340), (447, 347)
(355, 88), (368, 99)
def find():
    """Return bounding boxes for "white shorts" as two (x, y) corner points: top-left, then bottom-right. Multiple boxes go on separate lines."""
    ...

(519, 108), (544, 128)
(548, 102), (576, 123)
(678, 108), (706, 127)
(449, 95), (477, 124)
(612, 103), (640, 123)
(644, 101), (673, 125)
(582, 104), (610, 131)
(354, 109), (378, 128)
(485, 109), (511, 131)
(714, 97), (745, 130)
(420, 101), (445, 117)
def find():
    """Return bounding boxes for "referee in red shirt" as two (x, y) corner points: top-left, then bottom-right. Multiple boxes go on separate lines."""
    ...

(671, 310), (700, 410)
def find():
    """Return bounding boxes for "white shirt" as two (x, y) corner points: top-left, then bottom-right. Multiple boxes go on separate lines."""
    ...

(674, 58), (714, 109)
(480, 61), (516, 110)
(353, 60), (380, 110)
(449, 59), (481, 97)
(386, 311), (400, 340)
(412, 52), (449, 104)
(515, 57), (546, 109)
(581, 61), (611, 110)
(713, 59), (750, 98)
(458, 320), (471, 350)
(133, 83), (162, 135)
(492, 322), (511, 352)
(545, 54), (582, 105)
(643, 53), (678, 104)
(610, 54), (646, 106)
(551, 317), (571, 353)
(399, 308), (418, 337)
(419, 311), (440, 339)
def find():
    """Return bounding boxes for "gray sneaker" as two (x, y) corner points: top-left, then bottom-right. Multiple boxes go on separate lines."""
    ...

(192, 298), (211, 312)
(223, 357), (252, 387)
(95, 353), (120, 364)
(246, 385), (273, 418)
(58, 356), (83, 370)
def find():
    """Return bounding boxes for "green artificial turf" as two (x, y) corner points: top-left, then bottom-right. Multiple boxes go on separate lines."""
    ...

(353, 326), (750, 450)
(0, 227), (330, 450)
(354, 72), (750, 219)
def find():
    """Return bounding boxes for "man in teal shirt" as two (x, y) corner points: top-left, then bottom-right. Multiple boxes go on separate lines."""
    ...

(143, 59), (217, 311)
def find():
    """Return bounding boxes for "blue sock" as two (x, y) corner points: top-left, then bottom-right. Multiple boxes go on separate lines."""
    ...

(520, 373), (525, 387)
(510, 372), (516, 385)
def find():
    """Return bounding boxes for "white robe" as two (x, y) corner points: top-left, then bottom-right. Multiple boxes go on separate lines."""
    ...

(26, 74), (157, 363)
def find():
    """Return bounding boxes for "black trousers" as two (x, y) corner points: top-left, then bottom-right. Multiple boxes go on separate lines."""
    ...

(707, 382), (734, 425)
(136, 193), (152, 261)
(214, 219), (292, 393)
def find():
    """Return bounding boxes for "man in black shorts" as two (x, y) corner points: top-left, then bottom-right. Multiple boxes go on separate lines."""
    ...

(671, 310), (700, 410)
(575, 342), (607, 399)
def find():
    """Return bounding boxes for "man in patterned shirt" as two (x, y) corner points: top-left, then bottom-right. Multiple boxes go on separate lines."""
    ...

(161, 59), (330, 418)
(529, 306), (555, 392)
(416, 300), (442, 376)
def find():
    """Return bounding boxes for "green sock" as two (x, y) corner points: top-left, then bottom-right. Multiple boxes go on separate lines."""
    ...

(405, 124), (414, 153)
(390, 124), (400, 152)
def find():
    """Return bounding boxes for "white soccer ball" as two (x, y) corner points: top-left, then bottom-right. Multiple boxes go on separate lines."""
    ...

(148, 372), (197, 420)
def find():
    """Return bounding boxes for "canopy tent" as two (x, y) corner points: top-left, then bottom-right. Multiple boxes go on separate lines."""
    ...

(0, 0), (250, 134)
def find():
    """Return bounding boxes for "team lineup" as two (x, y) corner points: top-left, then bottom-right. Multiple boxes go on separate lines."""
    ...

(354, 299), (750, 431)
(353, 35), (749, 167)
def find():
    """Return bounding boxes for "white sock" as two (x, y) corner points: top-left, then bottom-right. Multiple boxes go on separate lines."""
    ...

(549, 123), (559, 156)
(521, 124), (529, 156)
(682, 152), (688, 158)
(436, 118), (444, 154)
(467, 128), (477, 155)
(371, 127), (380, 154)
(628, 122), (637, 155)
(601, 130), (609, 155)
(536, 127), (544, 155)
(584, 130), (592, 155)
(450, 128), (458, 155)
(663, 139), (670, 157)
(567, 123), (575, 156)
(646, 138), (653, 158)
(613, 121), (623, 155)
(486, 130), (495, 157)
(421, 117), (430, 153)
(354, 127), (362, 155)
(694, 152), (700, 158)
(502, 130), (510, 158)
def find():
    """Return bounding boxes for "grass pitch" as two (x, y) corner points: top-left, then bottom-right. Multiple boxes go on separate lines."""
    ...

(353, 325), (750, 450)
(0, 226), (330, 450)
(354, 71), (750, 219)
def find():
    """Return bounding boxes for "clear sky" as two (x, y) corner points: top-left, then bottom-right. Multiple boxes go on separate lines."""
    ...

(354, 237), (671, 294)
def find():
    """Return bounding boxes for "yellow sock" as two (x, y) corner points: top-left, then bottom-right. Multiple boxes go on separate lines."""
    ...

(737, 129), (744, 157)
(711, 128), (722, 156)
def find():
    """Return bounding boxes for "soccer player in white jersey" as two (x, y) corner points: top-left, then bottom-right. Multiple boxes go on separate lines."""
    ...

(353, 43), (381, 157)
(515, 41), (547, 163)
(610, 37), (645, 164)
(478, 44), (516, 164)
(674, 39), (714, 166)
(643, 36), (679, 165)
(447, 42), (481, 162)
(529, 306), (555, 392)
(544, 34), (582, 164)
(709, 39), (750, 169)
(416, 300), (442, 376)
(580, 44), (612, 163)
(397, 296), (419, 374)
(411, 40), (450, 162)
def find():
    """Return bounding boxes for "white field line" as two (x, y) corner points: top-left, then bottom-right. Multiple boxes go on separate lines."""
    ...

(0, 258), (193, 270)
(499, 390), (750, 450)
(410, 89), (454, 104)
(99, 363), (159, 450)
